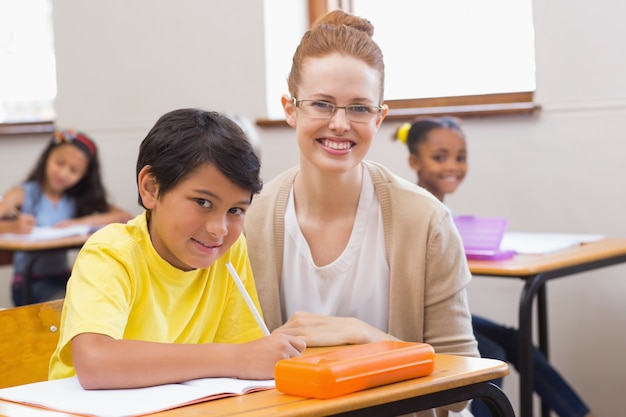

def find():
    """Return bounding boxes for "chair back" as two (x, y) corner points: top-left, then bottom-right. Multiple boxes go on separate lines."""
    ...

(0, 299), (63, 388)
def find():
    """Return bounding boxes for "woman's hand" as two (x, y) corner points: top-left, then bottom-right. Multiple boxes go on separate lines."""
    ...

(272, 311), (394, 347)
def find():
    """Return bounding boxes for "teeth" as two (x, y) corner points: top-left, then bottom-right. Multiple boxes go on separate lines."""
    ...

(322, 139), (352, 150)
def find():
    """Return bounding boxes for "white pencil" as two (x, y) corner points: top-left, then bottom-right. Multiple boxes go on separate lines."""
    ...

(226, 262), (271, 336)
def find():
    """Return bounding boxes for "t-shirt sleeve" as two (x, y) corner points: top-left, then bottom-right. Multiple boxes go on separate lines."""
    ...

(52, 241), (133, 376)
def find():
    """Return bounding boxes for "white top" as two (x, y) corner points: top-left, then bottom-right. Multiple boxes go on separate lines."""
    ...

(281, 171), (390, 331)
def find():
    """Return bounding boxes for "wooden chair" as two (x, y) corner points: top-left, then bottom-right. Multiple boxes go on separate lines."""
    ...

(0, 298), (63, 388)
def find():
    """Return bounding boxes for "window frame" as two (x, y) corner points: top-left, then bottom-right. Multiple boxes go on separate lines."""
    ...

(0, 0), (56, 136)
(3, 1), (539, 134)
(256, 0), (539, 127)
(0, 121), (54, 136)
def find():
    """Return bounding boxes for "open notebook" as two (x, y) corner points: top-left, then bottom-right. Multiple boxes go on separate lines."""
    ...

(0, 376), (275, 417)
(453, 216), (515, 260)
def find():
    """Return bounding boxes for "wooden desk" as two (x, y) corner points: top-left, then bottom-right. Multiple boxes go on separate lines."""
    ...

(0, 353), (512, 417)
(468, 237), (626, 417)
(0, 234), (89, 305)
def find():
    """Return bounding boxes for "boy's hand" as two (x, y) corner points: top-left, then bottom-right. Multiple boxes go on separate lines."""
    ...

(236, 334), (305, 380)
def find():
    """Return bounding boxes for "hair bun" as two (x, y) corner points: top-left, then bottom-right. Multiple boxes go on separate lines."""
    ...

(313, 10), (374, 37)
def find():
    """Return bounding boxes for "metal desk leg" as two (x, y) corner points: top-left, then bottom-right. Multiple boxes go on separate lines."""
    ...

(519, 273), (547, 417)
(333, 381), (516, 417)
(537, 286), (550, 417)
(21, 253), (37, 305)
(480, 382), (518, 417)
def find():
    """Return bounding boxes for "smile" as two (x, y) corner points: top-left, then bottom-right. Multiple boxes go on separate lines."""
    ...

(319, 138), (354, 150)
(192, 238), (220, 249)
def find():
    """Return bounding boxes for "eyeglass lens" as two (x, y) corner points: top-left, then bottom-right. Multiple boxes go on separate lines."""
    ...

(296, 100), (380, 123)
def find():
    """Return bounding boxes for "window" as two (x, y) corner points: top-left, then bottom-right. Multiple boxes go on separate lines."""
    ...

(0, 0), (56, 128)
(261, 0), (538, 123)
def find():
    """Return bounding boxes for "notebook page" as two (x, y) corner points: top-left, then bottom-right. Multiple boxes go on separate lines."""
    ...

(0, 376), (274, 417)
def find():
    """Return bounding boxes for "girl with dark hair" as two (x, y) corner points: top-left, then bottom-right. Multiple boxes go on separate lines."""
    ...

(394, 117), (595, 417)
(0, 129), (131, 306)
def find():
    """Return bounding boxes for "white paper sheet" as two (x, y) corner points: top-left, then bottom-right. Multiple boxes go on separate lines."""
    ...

(500, 232), (605, 255)
(0, 225), (94, 241)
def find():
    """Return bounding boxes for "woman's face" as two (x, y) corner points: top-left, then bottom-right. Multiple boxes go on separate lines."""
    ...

(283, 53), (387, 175)
(409, 127), (468, 202)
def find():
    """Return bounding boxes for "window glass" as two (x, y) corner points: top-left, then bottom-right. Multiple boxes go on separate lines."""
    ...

(352, 0), (536, 100)
(263, 0), (536, 119)
(0, 0), (56, 123)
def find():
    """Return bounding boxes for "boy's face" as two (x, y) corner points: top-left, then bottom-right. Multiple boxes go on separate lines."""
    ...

(139, 163), (252, 271)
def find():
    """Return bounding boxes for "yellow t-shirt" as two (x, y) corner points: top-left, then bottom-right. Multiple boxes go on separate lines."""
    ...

(49, 212), (265, 379)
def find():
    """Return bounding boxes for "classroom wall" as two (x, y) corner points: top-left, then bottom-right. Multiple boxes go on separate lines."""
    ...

(1, 1), (625, 415)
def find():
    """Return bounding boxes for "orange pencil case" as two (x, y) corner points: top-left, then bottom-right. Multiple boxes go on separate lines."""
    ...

(274, 340), (435, 399)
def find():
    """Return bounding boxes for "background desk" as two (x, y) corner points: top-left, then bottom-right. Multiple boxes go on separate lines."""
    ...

(0, 234), (89, 305)
(468, 237), (626, 417)
(0, 353), (512, 417)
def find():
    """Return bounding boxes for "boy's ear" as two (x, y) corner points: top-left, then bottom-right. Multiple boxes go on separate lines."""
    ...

(137, 165), (159, 209)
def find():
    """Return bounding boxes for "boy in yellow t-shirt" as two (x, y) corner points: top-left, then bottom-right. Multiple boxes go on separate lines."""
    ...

(49, 108), (305, 389)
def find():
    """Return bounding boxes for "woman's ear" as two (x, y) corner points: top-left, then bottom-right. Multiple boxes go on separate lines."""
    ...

(374, 104), (389, 130)
(137, 166), (159, 209)
(282, 94), (297, 128)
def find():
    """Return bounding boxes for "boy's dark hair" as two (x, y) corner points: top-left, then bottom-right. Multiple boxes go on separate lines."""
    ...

(136, 108), (263, 208)
(26, 131), (110, 217)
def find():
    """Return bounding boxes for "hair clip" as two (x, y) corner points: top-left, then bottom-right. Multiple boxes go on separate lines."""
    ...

(396, 123), (412, 145)
(53, 129), (77, 144)
(53, 129), (96, 157)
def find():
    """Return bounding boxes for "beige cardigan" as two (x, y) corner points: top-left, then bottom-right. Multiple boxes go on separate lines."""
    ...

(244, 161), (478, 416)
(244, 160), (478, 357)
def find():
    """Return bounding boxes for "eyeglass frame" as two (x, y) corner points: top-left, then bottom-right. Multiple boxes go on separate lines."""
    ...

(290, 97), (385, 123)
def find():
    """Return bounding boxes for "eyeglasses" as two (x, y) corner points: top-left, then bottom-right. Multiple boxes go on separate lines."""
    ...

(292, 98), (384, 123)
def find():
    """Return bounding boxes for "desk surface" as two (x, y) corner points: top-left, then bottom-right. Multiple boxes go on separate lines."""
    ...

(0, 234), (90, 252)
(0, 353), (508, 417)
(467, 237), (626, 276)
(0, 234), (90, 268)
